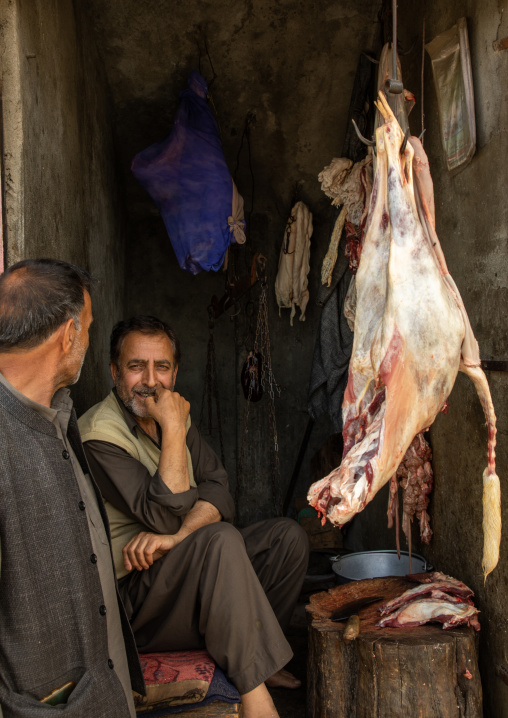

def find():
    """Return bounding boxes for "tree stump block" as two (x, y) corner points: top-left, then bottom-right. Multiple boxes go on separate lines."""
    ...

(306, 577), (482, 718)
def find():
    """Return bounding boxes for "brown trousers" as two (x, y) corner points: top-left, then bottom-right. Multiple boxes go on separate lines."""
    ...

(118, 518), (309, 694)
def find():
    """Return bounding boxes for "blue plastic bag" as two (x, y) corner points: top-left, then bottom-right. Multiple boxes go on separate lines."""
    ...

(132, 71), (245, 274)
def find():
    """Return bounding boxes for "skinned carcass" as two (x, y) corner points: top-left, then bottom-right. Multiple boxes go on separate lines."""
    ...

(308, 92), (500, 579)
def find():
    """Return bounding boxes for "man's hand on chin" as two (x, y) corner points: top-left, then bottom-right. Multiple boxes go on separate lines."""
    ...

(122, 531), (182, 572)
(144, 387), (190, 434)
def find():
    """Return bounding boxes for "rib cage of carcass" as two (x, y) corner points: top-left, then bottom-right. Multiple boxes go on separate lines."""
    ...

(308, 92), (501, 579)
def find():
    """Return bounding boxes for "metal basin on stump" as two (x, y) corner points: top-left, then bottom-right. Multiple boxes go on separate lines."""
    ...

(331, 550), (430, 584)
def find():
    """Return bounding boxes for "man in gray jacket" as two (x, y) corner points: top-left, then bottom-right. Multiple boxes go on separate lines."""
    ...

(0, 259), (143, 717)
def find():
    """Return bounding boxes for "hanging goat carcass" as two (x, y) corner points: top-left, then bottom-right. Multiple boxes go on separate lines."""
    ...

(308, 92), (500, 579)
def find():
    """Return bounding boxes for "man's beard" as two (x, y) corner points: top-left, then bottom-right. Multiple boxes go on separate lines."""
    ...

(116, 378), (174, 418)
(122, 386), (157, 418)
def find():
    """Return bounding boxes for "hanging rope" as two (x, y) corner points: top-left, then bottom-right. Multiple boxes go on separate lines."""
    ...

(233, 112), (256, 247)
(198, 315), (226, 468)
(236, 282), (282, 516)
(195, 25), (222, 138)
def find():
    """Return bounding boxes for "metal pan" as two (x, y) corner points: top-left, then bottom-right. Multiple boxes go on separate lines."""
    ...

(330, 550), (431, 585)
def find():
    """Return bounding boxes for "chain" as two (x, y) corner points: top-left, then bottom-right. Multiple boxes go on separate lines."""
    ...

(199, 322), (226, 468)
(236, 283), (282, 516)
(257, 282), (282, 514)
(235, 376), (252, 513)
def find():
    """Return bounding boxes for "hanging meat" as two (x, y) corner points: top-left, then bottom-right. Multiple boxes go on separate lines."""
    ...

(308, 92), (501, 580)
(387, 432), (434, 547)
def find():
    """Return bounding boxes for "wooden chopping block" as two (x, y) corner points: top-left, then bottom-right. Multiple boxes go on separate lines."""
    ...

(306, 576), (482, 718)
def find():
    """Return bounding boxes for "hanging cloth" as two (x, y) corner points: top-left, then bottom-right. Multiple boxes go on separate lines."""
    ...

(307, 52), (374, 430)
(132, 71), (246, 274)
(275, 201), (312, 325)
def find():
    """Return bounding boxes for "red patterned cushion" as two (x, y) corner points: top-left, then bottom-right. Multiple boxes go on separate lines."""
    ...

(133, 650), (215, 711)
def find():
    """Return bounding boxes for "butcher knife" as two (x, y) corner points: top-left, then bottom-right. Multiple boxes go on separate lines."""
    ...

(330, 595), (384, 622)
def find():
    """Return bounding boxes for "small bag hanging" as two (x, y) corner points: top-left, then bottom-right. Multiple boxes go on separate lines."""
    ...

(240, 351), (263, 402)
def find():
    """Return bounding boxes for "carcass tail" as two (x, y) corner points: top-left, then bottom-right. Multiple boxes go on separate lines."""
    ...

(482, 468), (501, 581)
(461, 363), (501, 579)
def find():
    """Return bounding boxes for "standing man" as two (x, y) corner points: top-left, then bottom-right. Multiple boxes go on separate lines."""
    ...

(79, 316), (309, 718)
(0, 259), (143, 717)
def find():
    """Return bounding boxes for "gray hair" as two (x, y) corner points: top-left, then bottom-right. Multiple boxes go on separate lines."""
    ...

(110, 316), (181, 368)
(0, 258), (94, 352)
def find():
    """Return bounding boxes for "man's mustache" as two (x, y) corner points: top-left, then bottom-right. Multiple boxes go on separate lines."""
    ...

(134, 387), (158, 397)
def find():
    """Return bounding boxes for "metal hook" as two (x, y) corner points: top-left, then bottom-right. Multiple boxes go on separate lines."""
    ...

(400, 128), (410, 154)
(352, 118), (376, 147)
(398, 39), (417, 57)
(418, 128), (426, 141)
(362, 52), (379, 64)
(227, 302), (242, 320)
(386, 0), (404, 94)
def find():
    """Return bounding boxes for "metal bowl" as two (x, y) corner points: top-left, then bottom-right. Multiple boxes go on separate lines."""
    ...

(330, 550), (430, 584)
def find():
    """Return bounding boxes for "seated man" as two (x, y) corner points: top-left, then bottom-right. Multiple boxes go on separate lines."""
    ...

(79, 315), (309, 718)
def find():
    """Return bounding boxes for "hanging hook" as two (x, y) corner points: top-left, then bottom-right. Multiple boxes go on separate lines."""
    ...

(386, 0), (404, 95)
(227, 302), (242, 321)
(400, 128), (411, 155)
(352, 118), (376, 146)
(362, 52), (380, 64)
(399, 39), (417, 57)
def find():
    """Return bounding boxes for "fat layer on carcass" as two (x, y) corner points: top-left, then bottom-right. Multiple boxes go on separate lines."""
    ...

(377, 598), (480, 631)
(308, 92), (500, 580)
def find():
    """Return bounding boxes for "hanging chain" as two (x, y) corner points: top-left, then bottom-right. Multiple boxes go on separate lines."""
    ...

(236, 282), (282, 515)
(235, 375), (252, 513)
(256, 282), (282, 515)
(199, 319), (226, 468)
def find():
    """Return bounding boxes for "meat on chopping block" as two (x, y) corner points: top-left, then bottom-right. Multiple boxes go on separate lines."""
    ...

(378, 571), (474, 616)
(377, 598), (481, 631)
(308, 91), (501, 580)
(307, 576), (482, 717)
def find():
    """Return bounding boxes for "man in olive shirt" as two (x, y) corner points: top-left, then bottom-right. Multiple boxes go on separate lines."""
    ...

(79, 316), (309, 718)
(0, 260), (142, 717)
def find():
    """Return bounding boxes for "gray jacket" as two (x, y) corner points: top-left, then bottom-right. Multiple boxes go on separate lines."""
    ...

(0, 382), (144, 716)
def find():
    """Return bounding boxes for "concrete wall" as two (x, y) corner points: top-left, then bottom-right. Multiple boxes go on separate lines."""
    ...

(397, 2), (508, 714)
(2, 0), (506, 709)
(0, 0), (126, 413)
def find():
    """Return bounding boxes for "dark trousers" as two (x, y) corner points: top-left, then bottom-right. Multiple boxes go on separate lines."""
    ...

(119, 518), (309, 694)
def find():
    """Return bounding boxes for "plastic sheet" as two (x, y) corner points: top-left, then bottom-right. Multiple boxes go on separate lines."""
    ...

(426, 18), (476, 174)
(132, 71), (245, 274)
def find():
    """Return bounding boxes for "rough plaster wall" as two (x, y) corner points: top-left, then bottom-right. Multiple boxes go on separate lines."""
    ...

(0, 0), (126, 413)
(89, 0), (381, 523)
(397, 2), (508, 714)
